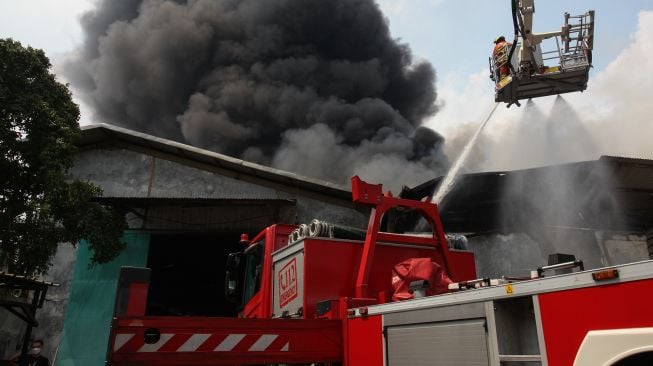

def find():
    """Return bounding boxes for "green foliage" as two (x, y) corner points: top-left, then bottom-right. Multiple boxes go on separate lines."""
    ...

(0, 38), (127, 275)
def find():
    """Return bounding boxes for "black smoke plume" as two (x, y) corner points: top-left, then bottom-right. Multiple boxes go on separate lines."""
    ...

(63, 0), (447, 190)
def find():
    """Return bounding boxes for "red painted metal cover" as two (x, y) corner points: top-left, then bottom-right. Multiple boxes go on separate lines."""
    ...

(539, 279), (653, 366)
(391, 258), (452, 301)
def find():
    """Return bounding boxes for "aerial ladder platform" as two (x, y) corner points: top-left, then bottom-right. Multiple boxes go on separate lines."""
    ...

(490, 0), (595, 107)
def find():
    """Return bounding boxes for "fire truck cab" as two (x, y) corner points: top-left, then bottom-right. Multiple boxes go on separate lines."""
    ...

(223, 176), (477, 321)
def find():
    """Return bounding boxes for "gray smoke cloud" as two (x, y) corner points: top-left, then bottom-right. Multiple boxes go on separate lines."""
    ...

(63, 0), (447, 191)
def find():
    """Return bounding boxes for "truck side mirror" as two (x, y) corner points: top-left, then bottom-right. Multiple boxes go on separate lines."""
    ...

(225, 252), (244, 303)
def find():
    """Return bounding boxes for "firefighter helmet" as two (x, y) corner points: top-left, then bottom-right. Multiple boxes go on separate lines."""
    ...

(494, 36), (506, 44)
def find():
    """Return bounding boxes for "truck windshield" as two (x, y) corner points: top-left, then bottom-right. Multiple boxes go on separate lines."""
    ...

(242, 241), (264, 306)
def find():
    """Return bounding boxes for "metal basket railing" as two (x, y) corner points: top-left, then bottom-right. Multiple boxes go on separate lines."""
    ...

(560, 11), (594, 71)
(489, 10), (594, 80)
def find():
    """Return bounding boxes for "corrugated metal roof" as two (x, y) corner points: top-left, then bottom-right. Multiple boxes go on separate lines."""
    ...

(77, 123), (352, 200)
(399, 156), (653, 233)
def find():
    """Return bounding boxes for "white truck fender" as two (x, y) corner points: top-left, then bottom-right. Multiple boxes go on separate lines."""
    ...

(573, 327), (653, 366)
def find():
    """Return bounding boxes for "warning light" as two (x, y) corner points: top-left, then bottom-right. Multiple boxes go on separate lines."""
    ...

(240, 233), (250, 246)
(592, 269), (619, 281)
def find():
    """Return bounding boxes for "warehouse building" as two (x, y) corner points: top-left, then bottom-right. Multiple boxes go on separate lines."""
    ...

(22, 123), (368, 365)
(3, 124), (652, 365)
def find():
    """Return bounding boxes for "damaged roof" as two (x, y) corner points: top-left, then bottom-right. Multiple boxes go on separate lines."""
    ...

(401, 156), (653, 233)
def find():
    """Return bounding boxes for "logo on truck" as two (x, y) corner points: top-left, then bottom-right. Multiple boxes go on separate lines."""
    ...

(279, 258), (298, 307)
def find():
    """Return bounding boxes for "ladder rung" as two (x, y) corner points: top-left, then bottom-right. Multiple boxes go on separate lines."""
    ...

(499, 355), (542, 362)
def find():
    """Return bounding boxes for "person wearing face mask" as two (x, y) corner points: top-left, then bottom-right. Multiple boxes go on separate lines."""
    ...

(9, 339), (49, 366)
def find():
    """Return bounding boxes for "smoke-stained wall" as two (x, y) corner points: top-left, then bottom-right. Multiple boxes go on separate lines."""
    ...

(68, 147), (367, 227)
(0, 243), (75, 362)
(467, 232), (647, 279)
(64, 0), (448, 191)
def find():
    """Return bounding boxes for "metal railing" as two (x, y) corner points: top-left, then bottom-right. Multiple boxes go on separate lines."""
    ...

(560, 11), (594, 71)
(489, 10), (594, 80)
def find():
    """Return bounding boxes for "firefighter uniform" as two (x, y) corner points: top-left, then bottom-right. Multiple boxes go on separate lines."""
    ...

(492, 37), (511, 81)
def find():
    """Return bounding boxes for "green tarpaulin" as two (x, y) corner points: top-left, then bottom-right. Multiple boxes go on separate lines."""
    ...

(55, 231), (149, 366)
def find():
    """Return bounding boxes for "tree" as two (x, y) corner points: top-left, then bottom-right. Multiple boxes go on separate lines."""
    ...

(0, 38), (127, 276)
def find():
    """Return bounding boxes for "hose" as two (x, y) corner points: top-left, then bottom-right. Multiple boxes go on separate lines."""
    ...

(298, 224), (310, 237)
(289, 229), (300, 243)
(507, 0), (520, 74)
(309, 219), (367, 241)
(289, 219), (367, 244)
(309, 219), (330, 237)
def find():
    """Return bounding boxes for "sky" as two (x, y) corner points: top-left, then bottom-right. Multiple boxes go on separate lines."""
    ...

(1, 0), (652, 171)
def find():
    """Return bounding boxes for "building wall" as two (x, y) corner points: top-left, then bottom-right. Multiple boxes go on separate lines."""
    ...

(468, 230), (648, 279)
(0, 243), (76, 362)
(599, 233), (648, 265)
(70, 148), (366, 227)
(35, 243), (77, 362)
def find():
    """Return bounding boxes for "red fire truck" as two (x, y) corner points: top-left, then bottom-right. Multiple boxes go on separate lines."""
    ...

(107, 177), (653, 366)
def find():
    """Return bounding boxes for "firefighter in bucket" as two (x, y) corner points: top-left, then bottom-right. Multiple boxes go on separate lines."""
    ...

(492, 36), (512, 84)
